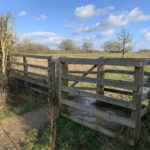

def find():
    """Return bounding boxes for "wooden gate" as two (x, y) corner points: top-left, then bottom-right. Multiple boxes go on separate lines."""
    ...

(59, 57), (150, 145)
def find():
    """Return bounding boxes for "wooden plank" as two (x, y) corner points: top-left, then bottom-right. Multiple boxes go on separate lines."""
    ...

(11, 62), (49, 70)
(61, 113), (134, 146)
(62, 86), (136, 110)
(131, 65), (144, 141)
(73, 87), (96, 91)
(61, 99), (135, 128)
(13, 69), (48, 79)
(62, 74), (136, 90)
(60, 57), (103, 65)
(140, 107), (147, 117)
(105, 70), (134, 75)
(13, 54), (51, 59)
(26, 64), (49, 70)
(62, 113), (115, 137)
(61, 61), (69, 113)
(69, 71), (97, 74)
(104, 88), (132, 95)
(14, 76), (49, 88)
(23, 56), (28, 86)
(31, 87), (48, 95)
(71, 64), (97, 87)
(97, 59), (105, 95)
(105, 58), (144, 67)
(48, 57), (52, 98)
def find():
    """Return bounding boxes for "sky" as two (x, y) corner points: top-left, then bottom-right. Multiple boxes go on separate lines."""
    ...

(0, 0), (150, 50)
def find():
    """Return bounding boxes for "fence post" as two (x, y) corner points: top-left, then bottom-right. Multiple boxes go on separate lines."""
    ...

(131, 64), (144, 142)
(96, 57), (105, 124)
(96, 57), (105, 95)
(48, 57), (52, 99)
(60, 59), (68, 113)
(23, 56), (28, 86)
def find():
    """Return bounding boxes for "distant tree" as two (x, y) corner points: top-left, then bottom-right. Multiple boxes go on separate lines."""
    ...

(102, 40), (132, 53)
(138, 49), (150, 53)
(117, 29), (132, 58)
(102, 40), (122, 53)
(82, 42), (93, 51)
(16, 39), (51, 54)
(60, 39), (77, 52)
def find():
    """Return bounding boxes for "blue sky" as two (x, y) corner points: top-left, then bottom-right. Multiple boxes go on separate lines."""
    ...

(0, 0), (150, 50)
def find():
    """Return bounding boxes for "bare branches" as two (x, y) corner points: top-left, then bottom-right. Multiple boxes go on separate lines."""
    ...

(117, 29), (132, 58)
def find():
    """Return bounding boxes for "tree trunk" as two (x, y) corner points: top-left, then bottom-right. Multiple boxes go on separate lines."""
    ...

(122, 42), (125, 58)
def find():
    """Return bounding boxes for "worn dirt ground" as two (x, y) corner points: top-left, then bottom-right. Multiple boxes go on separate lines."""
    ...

(0, 107), (58, 150)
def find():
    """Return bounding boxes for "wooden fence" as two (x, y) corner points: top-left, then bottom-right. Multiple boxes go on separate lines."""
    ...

(59, 57), (150, 145)
(11, 54), (56, 98)
(11, 55), (150, 145)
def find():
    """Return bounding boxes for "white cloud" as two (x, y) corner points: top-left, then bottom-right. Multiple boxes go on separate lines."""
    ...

(66, 7), (150, 33)
(34, 14), (48, 21)
(105, 7), (150, 26)
(140, 28), (150, 41)
(101, 29), (115, 36)
(20, 32), (64, 48)
(18, 11), (28, 17)
(74, 4), (114, 19)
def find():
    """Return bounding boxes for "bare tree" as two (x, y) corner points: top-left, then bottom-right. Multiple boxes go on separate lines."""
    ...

(60, 39), (77, 52)
(82, 42), (93, 51)
(117, 29), (132, 58)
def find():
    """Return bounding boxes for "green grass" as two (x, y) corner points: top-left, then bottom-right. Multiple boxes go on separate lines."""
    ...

(22, 116), (150, 150)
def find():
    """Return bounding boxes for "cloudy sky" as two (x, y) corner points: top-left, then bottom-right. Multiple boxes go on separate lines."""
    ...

(0, 0), (150, 50)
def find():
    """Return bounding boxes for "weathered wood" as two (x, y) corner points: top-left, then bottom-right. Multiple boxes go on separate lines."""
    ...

(14, 76), (49, 88)
(11, 61), (49, 70)
(73, 87), (96, 91)
(131, 65), (144, 141)
(23, 56), (28, 86)
(60, 57), (103, 65)
(61, 99), (135, 128)
(62, 86), (136, 110)
(71, 64), (97, 87)
(13, 69), (48, 80)
(105, 69), (134, 75)
(97, 58), (105, 95)
(62, 74), (136, 90)
(61, 61), (69, 113)
(104, 88), (132, 95)
(61, 113), (134, 146)
(48, 57), (52, 98)
(140, 107), (147, 117)
(105, 58), (144, 67)
(31, 87), (48, 95)
(69, 70), (97, 74)
(13, 54), (51, 59)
